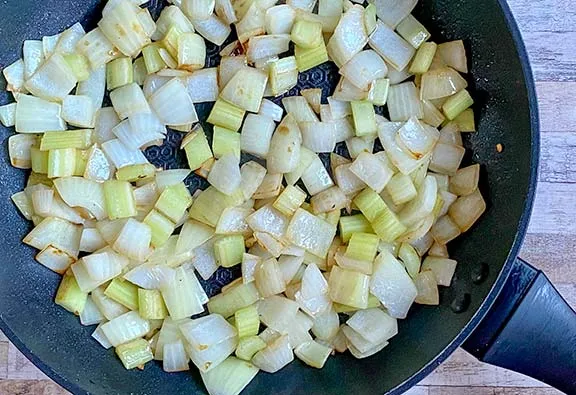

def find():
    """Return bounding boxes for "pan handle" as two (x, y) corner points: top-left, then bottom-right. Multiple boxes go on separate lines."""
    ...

(462, 258), (576, 394)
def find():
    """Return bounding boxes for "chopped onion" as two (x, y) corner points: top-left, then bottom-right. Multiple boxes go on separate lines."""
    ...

(340, 50), (388, 91)
(252, 334), (293, 373)
(387, 82), (423, 121)
(113, 219), (152, 261)
(25, 53), (77, 102)
(301, 155), (334, 196)
(101, 311), (150, 347)
(184, 68), (219, 103)
(347, 308), (397, 345)
(300, 121), (337, 153)
(420, 67), (468, 100)
(8, 134), (36, 169)
(240, 114), (276, 158)
(267, 115), (302, 174)
(24, 217), (82, 258)
(110, 83), (151, 120)
(23, 40), (44, 80)
(194, 14), (232, 46)
(15, 94), (65, 133)
(349, 152), (394, 193)
(3, 59), (26, 93)
(102, 139), (149, 169)
(294, 263), (332, 316)
(326, 5), (368, 67)
(54, 177), (106, 220)
(369, 20), (415, 71)
(247, 34), (291, 63)
(149, 78), (198, 125)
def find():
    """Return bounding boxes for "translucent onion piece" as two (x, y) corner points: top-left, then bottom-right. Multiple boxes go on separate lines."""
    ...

(247, 34), (291, 63)
(163, 340), (190, 372)
(372, 0), (417, 28)
(194, 14), (232, 46)
(24, 52), (77, 102)
(184, 68), (219, 103)
(448, 188), (486, 232)
(300, 121), (336, 153)
(8, 134), (36, 169)
(153, 6), (195, 41)
(3, 59), (26, 93)
(54, 177), (106, 220)
(387, 82), (423, 122)
(286, 209), (336, 258)
(221, 67), (268, 113)
(420, 67), (468, 100)
(98, 1), (150, 57)
(149, 78), (198, 125)
(301, 155), (334, 196)
(102, 139), (149, 169)
(414, 270), (440, 305)
(267, 114), (302, 174)
(398, 175), (438, 228)
(15, 94), (65, 133)
(200, 357), (259, 395)
(326, 5), (368, 68)
(396, 117), (439, 156)
(252, 334), (293, 373)
(340, 50), (388, 91)
(208, 153), (242, 196)
(161, 266), (207, 320)
(113, 219), (152, 262)
(23, 40), (44, 80)
(110, 83), (151, 120)
(294, 263), (332, 316)
(101, 311), (150, 347)
(240, 114), (276, 158)
(349, 152), (394, 193)
(369, 21), (415, 71)
(346, 308), (397, 345)
(23, 217), (82, 258)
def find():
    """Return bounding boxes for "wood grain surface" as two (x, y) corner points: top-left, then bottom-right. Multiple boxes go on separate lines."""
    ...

(1, 0), (574, 394)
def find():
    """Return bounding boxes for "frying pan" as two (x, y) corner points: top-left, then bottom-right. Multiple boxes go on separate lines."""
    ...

(0, 0), (574, 394)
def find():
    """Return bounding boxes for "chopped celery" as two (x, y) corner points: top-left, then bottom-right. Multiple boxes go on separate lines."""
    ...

(339, 215), (373, 243)
(40, 130), (92, 151)
(269, 56), (298, 96)
(442, 89), (474, 120)
(182, 127), (214, 171)
(63, 54), (90, 82)
(115, 338), (154, 370)
(104, 278), (139, 311)
(353, 188), (387, 222)
(234, 304), (260, 338)
(107, 57), (133, 90)
(31, 147), (49, 174)
(291, 19), (323, 49)
(328, 266), (370, 309)
(133, 57), (146, 85)
(294, 340), (332, 369)
(273, 185), (307, 217)
(351, 101), (377, 137)
(364, 3), (378, 34)
(103, 180), (137, 220)
(215, 235), (245, 268)
(333, 294), (381, 313)
(212, 126), (241, 159)
(138, 289), (168, 320)
(155, 182), (192, 223)
(346, 233), (379, 262)
(369, 78), (390, 106)
(236, 336), (267, 361)
(454, 108), (475, 132)
(396, 14), (431, 49)
(55, 272), (87, 315)
(74, 149), (89, 176)
(207, 98), (246, 132)
(48, 148), (76, 178)
(162, 25), (183, 58)
(143, 209), (176, 247)
(409, 42), (437, 74)
(142, 44), (167, 74)
(207, 282), (259, 318)
(116, 163), (157, 182)
(295, 42), (329, 72)
(385, 173), (418, 205)
(371, 205), (407, 243)
(189, 186), (244, 228)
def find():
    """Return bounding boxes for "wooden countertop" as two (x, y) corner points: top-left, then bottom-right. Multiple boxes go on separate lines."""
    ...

(1, 0), (575, 394)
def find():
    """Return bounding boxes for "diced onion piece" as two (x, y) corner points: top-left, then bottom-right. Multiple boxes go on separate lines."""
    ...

(162, 340), (189, 372)
(240, 114), (275, 158)
(54, 177), (106, 220)
(8, 134), (36, 169)
(24, 217), (82, 258)
(200, 357), (259, 395)
(161, 267), (207, 320)
(396, 14), (430, 49)
(55, 272), (87, 315)
(369, 21), (415, 72)
(61, 95), (95, 128)
(334, 164), (366, 195)
(265, 5), (296, 35)
(294, 340), (332, 369)
(347, 308), (397, 345)
(327, 5), (368, 67)
(266, 114), (302, 174)
(345, 136), (374, 159)
(194, 14), (232, 46)
(349, 152), (394, 193)
(254, 258), (286, 297)
(102, 139), (149, 169)
(370, 251), (417, 319)
(397, 117), (440, 156)
(294, 263), (331, 316)
(98, 1), (150, 58)
(149, 78), (198, 125)
(388, 82), (423, 121)
(0, 102), (17, 127)
(113, 219), (152, 261)
(153, 6), (195, 41)
(422, 256), (457, 286)
(311, 307), (339, 341)
(11, 191), (34, 220)
(299, 121), (336, 153)
(25, 52), (77, 102)
(101, 311), (150, 347)
(301, 156), (334, 196)
(429, 142), (465, 175)
(340, 50), (388, 91)
(437, 40), (468, 73)
(420, 67), (468, 100)
(282, 96), (318, 122)
(247, 34), (291, 63)
(36, 245), (75, 274)
(333, 77), (367, 102)
(449, 164), (480, 196)
(311, 186), (348, 214)
(3, 59), (26, 93)
(182, 0), (215, 21)
(252, 334), (293, 373)
(207, 153), (242, 196)
(378, 120), (427, 175)
(448, 188), (486, 232)
(23, 40), (45, 80)
(414, 270), (439, 305)
(110, 83), (151, 120)
(16, 94), (66, 133)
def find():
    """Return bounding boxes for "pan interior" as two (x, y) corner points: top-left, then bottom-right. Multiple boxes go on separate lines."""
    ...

(0, 1), (536, 394)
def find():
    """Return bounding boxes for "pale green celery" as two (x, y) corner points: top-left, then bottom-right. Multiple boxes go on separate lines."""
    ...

(154, 182), (193, 223)
(189, 186), (244, 228)
(212, 126), (240, 159)
(443, 89), (474, 120)
(269, 56), (298, 96)
(107, 57), (133, 90)
(398, 242), (421, 278)
(215, 235), (245, 268)
(55, 272), (88, 315)
(369, 78), (390, 106)
(371, 205), (407, 243)
(48, 148), (76, 178)
(291, 20), (323, 49)
(396, 14), (431, 49)
(182, 127), (213, 171)
(234, 304), (260, 338)
(295, 42), (329, 72)
(207, 98), (245, 132)
(133, 57), (147, 85)
(142, 44), (167, 74)
(385, 173), (417, 205)
(40, 130), (92, 151)
(273, 185), (307, 217)
(364, 4), (377, 34)
(105, 278), (139, 311)
(207, 282), (259, 318)
(138, 289), (168, 320)
(236, 336), (266, 361)
(454, 108), (475, 132)
(116, 164), (157, 182)
(328, 266), (370, 309)
(409, 42), (438, 74)
(353, 188), (387, 222)
(63, 54), (91, 82)
(339, 214), (373, 243)
(346, 233), (379, 262)
(333, 294), (381, 313)
(74, 149), (88, 176)
(351, 101), (377, 137)
(115, 338), (154, 370)
(162, 25), (183, 58)
(31, 147), (49, 174)
(103, 180), (137, 220)
(27, 172), (53, 187)
(144, 209), (176, 247)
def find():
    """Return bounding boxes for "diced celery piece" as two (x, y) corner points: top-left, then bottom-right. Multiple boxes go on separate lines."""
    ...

(442, 89), (474, 120)
(31, 147), (49, 174)
(63, 54), (90, 82)
(40, 130), (92, 151)
(396, 14), (431, 49)
(215, 235), (245, 268)
(105, 278), (139, 311)
(207, 282), (259, 318)
(103, 180), (137, 220)
(346, 233), (379, 262)
(385, 173), (417, 205)
(182, 127), (214, 171)
(212, 126), (241, 159)
(189, 186), (244, 228)
(155, 182), (192, 223)
(409, 42), (437, 74)
(207, 98), (245, 132)
(55, 272), (88, 315)
(371, 205), (407, 243)
(295, 42), (329, 72)
(162, 25), (183, 58)
(353, 188), (387, 222)
(291, 19), (323, 49)
(398, 242), (421, 278)
(115, 338), (154, 370)
(351, 101), (377, 137)
(48, 148), (76, 178)
(133, 57), (147, 85)
(235, 336), (267, 361)
(328, 266), (370, 309)
(138, 289), (168, 320)
(453, 108), (475, 132)
(339, 214), (373, 243)
(74, 149), (89, 176)
(269, 56), (298, 96)
(273, 185), (307, 217)
(369, 78), (390, 106)
(107, 57), (133, 90)
(234, 304), (260, 338)
(143, 209), (176, 247)
(116, 163), (157, 182)
(142, 44), (167, 74)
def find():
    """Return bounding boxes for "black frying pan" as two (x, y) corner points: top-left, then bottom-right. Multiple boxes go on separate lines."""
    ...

(0, 0), (574, 394)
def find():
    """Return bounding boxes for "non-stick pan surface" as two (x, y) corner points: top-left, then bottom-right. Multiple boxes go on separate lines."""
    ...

(0, 0), (538, 394)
